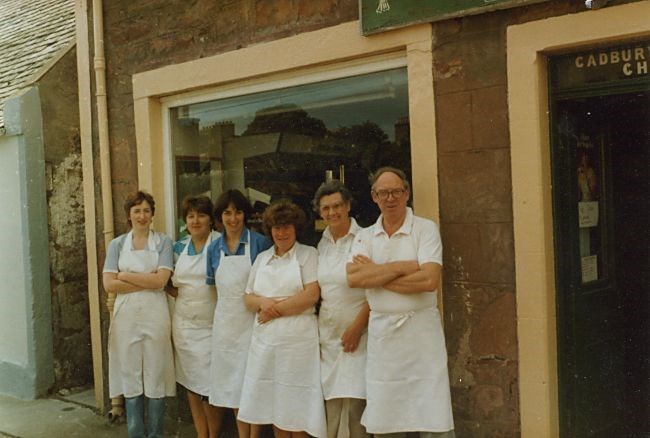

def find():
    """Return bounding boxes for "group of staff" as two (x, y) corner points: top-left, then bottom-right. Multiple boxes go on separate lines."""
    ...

(102, 166), (455, 438)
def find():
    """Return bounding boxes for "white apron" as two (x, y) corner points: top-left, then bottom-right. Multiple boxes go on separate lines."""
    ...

(361, 224), (453, 433)
(238, 248), (327, 437)
(171, 231), (218, 396)
(108, 231), (176, 399)
(318, 232), (367, 401)
(209, 241), (254, 408)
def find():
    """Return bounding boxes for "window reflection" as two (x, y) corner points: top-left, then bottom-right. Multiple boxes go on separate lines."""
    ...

(170, 68), (410, 244)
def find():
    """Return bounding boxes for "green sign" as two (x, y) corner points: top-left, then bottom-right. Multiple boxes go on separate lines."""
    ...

(360, 0), (546, 35)
(550, 41), (650, 91)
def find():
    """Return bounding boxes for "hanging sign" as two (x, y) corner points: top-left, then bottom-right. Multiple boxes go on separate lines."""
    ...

(360, 0), (547, 35)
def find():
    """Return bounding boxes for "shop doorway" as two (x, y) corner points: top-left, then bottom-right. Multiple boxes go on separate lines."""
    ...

(549, 43), (649, 437)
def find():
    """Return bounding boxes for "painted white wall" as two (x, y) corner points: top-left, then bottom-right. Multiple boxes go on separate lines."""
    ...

(0, 135), (29, 366)
(0, 86), (53, 399)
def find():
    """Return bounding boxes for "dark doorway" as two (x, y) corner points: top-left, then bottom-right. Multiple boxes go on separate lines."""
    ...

(550, 45), (649, 437)
(609, 92), (649, 435)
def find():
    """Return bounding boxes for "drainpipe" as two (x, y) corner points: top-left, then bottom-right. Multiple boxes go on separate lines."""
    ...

(91, 0), (122, 421)
(74, 0), (105, 411)
(92, 1), (114, 247)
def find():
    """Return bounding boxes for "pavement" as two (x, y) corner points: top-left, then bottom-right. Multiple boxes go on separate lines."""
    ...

(0, 388), (195, 438)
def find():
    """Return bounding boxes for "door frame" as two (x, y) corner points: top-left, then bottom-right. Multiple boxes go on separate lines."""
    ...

(507, 1), (650, 436)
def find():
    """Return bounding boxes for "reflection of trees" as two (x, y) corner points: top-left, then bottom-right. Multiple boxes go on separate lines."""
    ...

(244, 106), (407, 172)
(328, 121), (389, 149)
(239, 104), (410, 232)
(327, 121), (388, 171)
(243, 104), (328, 138)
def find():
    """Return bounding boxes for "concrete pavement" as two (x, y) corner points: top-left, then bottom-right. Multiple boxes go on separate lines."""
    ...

(0, 389), (195, 438)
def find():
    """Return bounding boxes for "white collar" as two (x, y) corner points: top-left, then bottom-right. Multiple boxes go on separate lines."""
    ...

(271, 241), (299, 260)
(127, 229), (159, 250)
(371, 207), (414, 237)
(323, 217), (361, 243)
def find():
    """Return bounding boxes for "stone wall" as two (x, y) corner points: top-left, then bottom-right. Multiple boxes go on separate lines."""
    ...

(432, 2), (592, 436)
(39, 47), (93, 390)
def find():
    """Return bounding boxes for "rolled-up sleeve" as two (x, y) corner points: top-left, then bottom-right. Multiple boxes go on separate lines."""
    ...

(103, 237), (121, 273)
(416, 220), (442, 266)
(157, 235), (174, 272)
(299, 246), (319, 285)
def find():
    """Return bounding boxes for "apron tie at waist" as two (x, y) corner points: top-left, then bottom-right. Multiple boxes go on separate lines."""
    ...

(395, 310), (415, 328)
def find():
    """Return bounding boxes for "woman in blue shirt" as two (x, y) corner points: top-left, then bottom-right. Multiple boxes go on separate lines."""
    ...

(170, 195), (221, 438)
(206, 190), (271, 438)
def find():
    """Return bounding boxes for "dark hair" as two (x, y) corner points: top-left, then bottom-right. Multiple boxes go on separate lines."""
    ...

(181, 195), (214, 222)
(213, 189), (254, 226)
(262, 202), (307, 237)
(124, 191), (155, 227)
(311, 179), (353, 212)
(369, 166), (410, 192)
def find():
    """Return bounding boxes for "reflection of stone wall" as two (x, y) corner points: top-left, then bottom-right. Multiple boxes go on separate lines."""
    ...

(39, 47), (92, 390)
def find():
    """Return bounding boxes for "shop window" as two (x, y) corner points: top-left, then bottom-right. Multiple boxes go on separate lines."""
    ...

(169, 68), (410, 243)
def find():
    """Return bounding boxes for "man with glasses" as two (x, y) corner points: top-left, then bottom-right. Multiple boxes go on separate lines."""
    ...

(347, 167), (455, 438)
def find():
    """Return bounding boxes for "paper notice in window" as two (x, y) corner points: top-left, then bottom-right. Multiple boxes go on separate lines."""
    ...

(579, 201), (599, 228)
(581, 255), (598, 283)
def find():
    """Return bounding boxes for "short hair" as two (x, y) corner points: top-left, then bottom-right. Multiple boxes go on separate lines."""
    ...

(262, 202), (307, 237)
(180, 195), (214, 221)
(369, 166), (410, 192)
(311, 179), (353, 212)
(213, 190), (254, 226)
(124, 191), (155, 227)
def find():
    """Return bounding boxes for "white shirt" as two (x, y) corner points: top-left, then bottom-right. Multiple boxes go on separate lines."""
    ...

(350, 207), (442, 313)
(318, 218), (362, 252)
(246, 242), (319, 293)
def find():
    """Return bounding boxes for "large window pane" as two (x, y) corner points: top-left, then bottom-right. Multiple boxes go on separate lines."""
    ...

(169, 68), (410, 243)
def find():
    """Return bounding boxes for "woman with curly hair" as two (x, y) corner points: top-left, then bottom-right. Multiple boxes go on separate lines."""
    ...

(238, 201), (327, 438)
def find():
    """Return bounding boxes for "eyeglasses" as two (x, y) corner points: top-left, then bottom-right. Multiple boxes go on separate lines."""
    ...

(373, 188), (406, 200)
(319, 201), (346, 214)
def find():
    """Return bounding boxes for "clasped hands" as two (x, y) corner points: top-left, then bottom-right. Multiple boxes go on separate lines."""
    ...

(257, 296), (285, 324)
